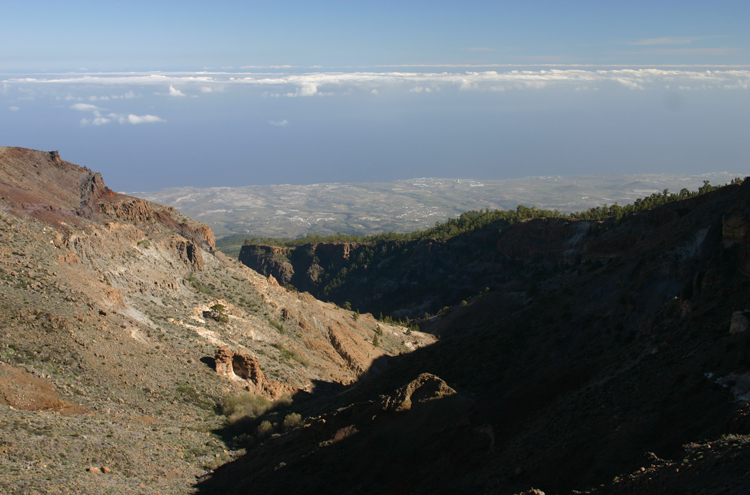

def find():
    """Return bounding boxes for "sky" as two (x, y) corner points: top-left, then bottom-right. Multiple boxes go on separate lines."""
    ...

(1, 1), (749, 191)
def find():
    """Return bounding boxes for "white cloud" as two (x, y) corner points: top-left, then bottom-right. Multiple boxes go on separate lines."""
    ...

(285, 82), (319, 97)
(169, 85), (186, 97)
(125, 114), (165, 124)
(71, 102), (163, 125)
(615, 78), (644, 90)
(79, 114), (111, 126)
(71, 103), (102, 111)
(269, 119), (288, 126)
(7, 69), (750, 100)
(111, 90), (137, 99)
(9, 106), (19, 111)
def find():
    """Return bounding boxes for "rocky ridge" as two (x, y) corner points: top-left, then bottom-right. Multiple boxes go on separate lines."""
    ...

(238, 184), (740, 321)
(0, 147), (433, 494)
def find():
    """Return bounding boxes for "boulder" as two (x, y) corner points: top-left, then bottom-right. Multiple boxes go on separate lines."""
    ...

(378, 373), (456, 413)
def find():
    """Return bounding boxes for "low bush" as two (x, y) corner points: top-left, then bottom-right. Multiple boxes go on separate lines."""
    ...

(221, 393), (293, 426)
(222, 394), (272, 425)
(283, 413), (303, 431)
(256, 420), (275, 440)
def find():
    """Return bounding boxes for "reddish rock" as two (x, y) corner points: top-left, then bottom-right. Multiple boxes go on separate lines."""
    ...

(214, 347), (296, 399)
(378, 373), (456, 413)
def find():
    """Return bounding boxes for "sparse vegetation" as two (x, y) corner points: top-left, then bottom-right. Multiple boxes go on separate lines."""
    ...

(221, 393), (273, 425)
(273, 342), (309, 367)
(269, 318), (285, 334)
(186, 273), (212, 295)
(177, 382), (216, 410)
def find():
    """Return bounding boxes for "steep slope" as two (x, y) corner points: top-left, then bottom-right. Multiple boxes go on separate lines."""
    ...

(201, 179), (750, 494)
(0, 147), (433, 494)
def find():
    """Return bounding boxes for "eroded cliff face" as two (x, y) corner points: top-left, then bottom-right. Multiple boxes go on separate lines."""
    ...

(0, 147), (434, 494)
(238, 186), (746, 323)
(238, 245), (295, 285)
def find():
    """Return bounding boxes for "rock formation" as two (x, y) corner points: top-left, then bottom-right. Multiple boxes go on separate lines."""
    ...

(214, 347), (295, 399)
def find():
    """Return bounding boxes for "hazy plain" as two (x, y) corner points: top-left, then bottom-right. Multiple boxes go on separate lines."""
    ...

(132, 172), (744, 241)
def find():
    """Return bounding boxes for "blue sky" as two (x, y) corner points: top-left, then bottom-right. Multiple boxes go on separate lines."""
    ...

(1, 1), (749, 190)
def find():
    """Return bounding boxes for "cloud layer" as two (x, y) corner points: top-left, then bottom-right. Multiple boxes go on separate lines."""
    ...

(8, 69), (749, 97)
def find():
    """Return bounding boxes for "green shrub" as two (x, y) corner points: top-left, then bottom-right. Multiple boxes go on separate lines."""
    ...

(256, 420), (275, 440)
(221, 394), (272, 425)
(283, 413), (303, 431)
(221, 393), (293, 426)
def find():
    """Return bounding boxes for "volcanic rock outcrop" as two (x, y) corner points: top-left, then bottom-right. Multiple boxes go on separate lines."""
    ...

(214, 347), (295, 399)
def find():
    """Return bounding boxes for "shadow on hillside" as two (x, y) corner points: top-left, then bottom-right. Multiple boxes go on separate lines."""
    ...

(194, 181), (750, 494)
(196, 348), (425, 492)
(206, 377), (355, 445)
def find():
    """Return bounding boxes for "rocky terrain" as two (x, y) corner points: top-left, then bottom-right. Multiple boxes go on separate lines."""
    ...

(0, 147), (432, 494)
(4, 146), (750, 495)
(201, 177), (750, 493)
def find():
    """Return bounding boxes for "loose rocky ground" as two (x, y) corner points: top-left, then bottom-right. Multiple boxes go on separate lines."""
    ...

(0, 147), (433, 494)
